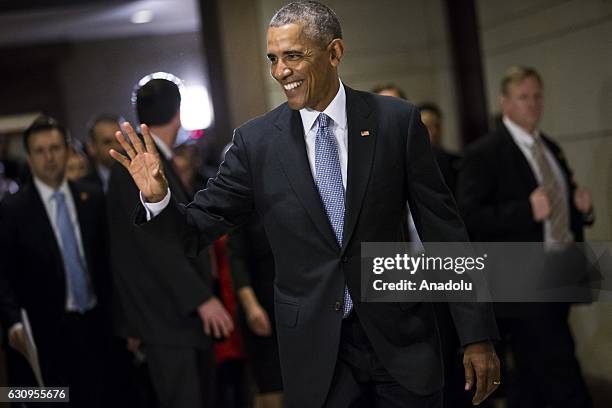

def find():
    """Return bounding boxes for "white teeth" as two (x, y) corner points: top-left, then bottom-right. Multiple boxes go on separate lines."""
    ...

(283, 81), (303, 90)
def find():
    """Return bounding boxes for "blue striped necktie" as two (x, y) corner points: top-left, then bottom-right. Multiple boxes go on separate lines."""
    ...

(314, 113), (353, 317)
(52, 191), (90, 312)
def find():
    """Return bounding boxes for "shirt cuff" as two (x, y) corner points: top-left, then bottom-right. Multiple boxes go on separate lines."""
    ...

(9, 322), (23, 337)
(140, 188), (171, 220)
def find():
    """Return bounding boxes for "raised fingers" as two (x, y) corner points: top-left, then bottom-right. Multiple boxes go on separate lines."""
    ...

(141, 124), (160, 159)
(109, 148), (131, 169)
(120, 122), (145, 154)
(114, 129), (136, 160)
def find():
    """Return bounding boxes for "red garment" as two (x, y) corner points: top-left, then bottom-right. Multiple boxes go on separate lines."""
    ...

(212, 235), (244, 364)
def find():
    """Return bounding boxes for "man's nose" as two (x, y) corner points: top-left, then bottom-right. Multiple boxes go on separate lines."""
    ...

(273, 61), (291, 80)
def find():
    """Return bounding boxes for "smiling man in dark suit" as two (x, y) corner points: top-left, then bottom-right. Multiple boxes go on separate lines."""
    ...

(457, 66), (594, 408)
(110, 2), (500, 407)
(0, 115), (110, 407)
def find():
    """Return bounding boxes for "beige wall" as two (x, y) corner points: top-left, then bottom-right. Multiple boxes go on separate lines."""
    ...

(477, 0), (612, 385)
(216, 0), (268, 130)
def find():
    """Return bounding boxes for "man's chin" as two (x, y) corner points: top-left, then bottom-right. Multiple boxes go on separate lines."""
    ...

(286, 99), (306, 111)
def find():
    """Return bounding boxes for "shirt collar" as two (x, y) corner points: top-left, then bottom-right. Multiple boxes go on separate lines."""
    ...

(503, 115), (541, 147)
(33, 176), (70, 204)
(151, 132), (173, 160)
(96, 164), (110, 181)
(299, 80), (347, 134)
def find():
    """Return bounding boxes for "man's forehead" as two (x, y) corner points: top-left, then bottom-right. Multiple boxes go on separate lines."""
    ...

(30, 130), (64, 148)
(31, 129), (62, 141)
(96, 121), (120, 133)
(267, 23), (309, 50)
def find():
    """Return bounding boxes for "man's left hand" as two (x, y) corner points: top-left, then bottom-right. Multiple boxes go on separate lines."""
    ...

(463, 341), (500, 405)
(574, 187), (593, 215)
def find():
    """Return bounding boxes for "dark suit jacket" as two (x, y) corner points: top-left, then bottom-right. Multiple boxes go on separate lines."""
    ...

(432, 145), (460, 195)
(82, 165), (104, 192)
(0, 180), (110, 351)
(140, 87), (498, 407)
(456, 121), (589, 243)
(107, 148), (214, 347)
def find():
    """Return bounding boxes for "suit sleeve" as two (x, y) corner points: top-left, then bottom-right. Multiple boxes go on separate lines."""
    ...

(227, 223), (253, 291)
(0, 200), (22, 328)
(456, 143), (537, 240)
(109, 164), (212, 317)
(403, 107), (499, 346)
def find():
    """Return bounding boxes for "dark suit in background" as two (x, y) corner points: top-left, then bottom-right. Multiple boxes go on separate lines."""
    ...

(228, 213), (283, 394)
(432, 146), (459, 195)
(457, 120), (593, 408)
(140, 87), (499, 408)
(82, 164), (104, 191)
(0, 180), (110, 407)
(108, 148), (216, 408)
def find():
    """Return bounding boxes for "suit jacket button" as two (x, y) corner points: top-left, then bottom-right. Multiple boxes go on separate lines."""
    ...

(334, 302), (342, 311)
(342, 256), (348, 263)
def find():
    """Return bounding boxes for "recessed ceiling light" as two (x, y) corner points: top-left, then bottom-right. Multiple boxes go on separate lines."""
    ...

(131, 10), (154, 24)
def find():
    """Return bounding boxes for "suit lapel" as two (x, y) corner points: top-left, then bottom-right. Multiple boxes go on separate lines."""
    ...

(341, 87), (377, 254)
(273, 106), (339, 249)
(499, 124), (538, 191)
(159, 153), (190, 204)
(69, 182), (96, 274)
(27, 184), (65, 281)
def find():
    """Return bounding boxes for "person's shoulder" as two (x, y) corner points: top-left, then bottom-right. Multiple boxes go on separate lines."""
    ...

(464, 129), (507, 159)
(348, 87), (418, 116)
(70, 180), (105, 203)
(541, 132), (562, 152)
(237, 103), (290, 134)
(0, 183), (33, 215)
(81, 169), (101, 185)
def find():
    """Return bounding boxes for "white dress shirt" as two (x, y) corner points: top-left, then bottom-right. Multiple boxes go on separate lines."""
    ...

(97, 164), (110, 193)
(299, 81), (348, 189)
(503, 116), (572, 243)
(33, 177), (97, 311)
(138, 133), (174, 214)
(150, 132), (174, 161)
(143, 82), (349, 217)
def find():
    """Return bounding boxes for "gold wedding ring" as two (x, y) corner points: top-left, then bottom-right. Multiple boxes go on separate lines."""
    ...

(492, 380), (501, 385)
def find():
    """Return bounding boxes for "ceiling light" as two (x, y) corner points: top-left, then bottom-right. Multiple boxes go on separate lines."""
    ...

(131, 10), (154, 24)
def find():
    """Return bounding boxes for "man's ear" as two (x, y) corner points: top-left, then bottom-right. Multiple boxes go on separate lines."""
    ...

(329, 39), (344, 67)
(85, 141), (95, 157)
(499, 94), (508, 113)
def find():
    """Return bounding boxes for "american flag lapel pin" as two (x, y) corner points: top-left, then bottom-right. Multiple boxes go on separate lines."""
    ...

(360, 130), (370, 137)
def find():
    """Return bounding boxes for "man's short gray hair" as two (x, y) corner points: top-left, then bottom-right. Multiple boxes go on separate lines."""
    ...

(269, 1), (342, 48)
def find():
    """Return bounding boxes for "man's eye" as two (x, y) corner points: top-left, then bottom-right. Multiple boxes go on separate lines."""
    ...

(286, 54), (302, 61)
(268, 56), (277, 64)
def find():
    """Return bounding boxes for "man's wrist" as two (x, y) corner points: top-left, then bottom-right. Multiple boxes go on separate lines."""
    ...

(8, 322), (23, 337)
(140, 188), (171, 219)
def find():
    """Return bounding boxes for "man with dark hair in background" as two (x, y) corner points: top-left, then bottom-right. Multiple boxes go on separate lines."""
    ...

(457, 66), (594, 408)
(83, 114), (122, 193)
(371, 83), (407, 100)
(107, 78), (231, 408)
(0, 115), (110, 407)
(417, 103), (459, 194)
